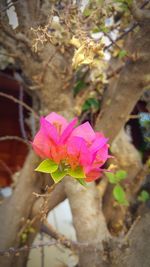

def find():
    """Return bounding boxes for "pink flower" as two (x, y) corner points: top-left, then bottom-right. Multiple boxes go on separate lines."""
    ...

(66, 136), (94, 170)
(32, 112), (77, 163)
(68, 122), (109, 181)
(32, 112), (109, 183)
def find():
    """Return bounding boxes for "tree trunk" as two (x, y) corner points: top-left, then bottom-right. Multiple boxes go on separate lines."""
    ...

(0, 1), (150, 267)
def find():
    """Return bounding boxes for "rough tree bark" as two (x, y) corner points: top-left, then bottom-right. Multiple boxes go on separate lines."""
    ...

(0, 3), (108, 267)
(0, 1), (150, 267)
(64, 178), (110, 267)
(112, 210), (150, 267)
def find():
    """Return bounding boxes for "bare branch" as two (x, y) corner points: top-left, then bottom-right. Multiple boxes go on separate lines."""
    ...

(31, 182), (66, 218)
(0, 1), (19, 14)
(0, 240), (57, 256)
(0, 29), (18, 57)
(11, 0), (30, 29)
(0, 18), (39, 60)
(42, 220), (111, 253)
(0, 159), (13, 176)
(0, 92), (39, 119)
(96, 22), (150, 143)
(105, 0), (150, 50)
(0, 151), (41, 263)
(114, 211), (150, 267)
(12, 0), (44, 29)
(41, 221), (77, 250)
(131, 0), (150, 23)
(0, 136), (30, 146)
(64, 178), (110, 267)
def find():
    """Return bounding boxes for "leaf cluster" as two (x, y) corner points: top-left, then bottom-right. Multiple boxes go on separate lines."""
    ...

(138, 190), (150, 203)
(35, 159), (86, 186)
(106, 170), (129, 206)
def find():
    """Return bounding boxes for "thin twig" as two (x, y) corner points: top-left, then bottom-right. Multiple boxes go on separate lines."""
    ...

(107, 65), (124, 80)
(0, 92), (39, 119)
(0, 237), (99, 256)
(0, 51), (17, 58)
(104, 32), (122, 51)
(128, 114), (140, 119)
(42, 221), (104, 251)
(0, 0), (19, 13)
(0, 136), (30, 146)
(0, 241), (57, 256)
(18, 85), (28, 139)
(0, 71), (19, 82)
(105, 0), (150, 50)
(40, 49), (58, 83)
(40, 232), (45, 267)
(123, 216), (141, 244)
(105, 23), (138, 50)
(0, 160), (13, 176)
(41, 221), (76, 250)
(33, 192), (51, 198)
(18, 184), (57, 240)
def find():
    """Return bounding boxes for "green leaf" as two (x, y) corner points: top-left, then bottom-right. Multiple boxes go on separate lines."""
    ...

(113, 185), (129, 206)
(82, 101), (91, 112)
(114, 0), (132, 9)
(118, 50), (127, 59)
(100, 25), (109, 33)
(82, 98), (100, 112)
(68, 166), (85, 179)
(115, 170), (127, 182)
(105, 172), (117, 184)
(51, 169), (67, 183)
(138, 190), (150, 202)
(83, 8), (92, 17)
(76, 178), (87, 186)
(73, 80), (86, 97)
(92, 27), (101, 33)
(35, 159), (58, 173)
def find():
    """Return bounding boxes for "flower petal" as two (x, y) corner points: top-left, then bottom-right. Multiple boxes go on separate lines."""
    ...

(41, 117), (59, 144)
(67, 136), (93, 169)
(59, 117), (78, 144)
(93, 144), (109, 167)
(71, 122), (95, 143)
(90, 133), (108, 153)
(85, 168), (102, 182)
(32, 128), (52, 159)
(50, 144), (67, 164)
(45, 112), (68, 133)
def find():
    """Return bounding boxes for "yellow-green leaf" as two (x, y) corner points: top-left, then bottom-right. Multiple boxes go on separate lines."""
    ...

(68, 166), (85, 178)
(76, 178), (87, 186)
(35, 159), (58, 173)
(51, 169), (67, 183)
(115, 170), (127, 181)
(113, 185), (129, 206)
(105, 172), (116, 184)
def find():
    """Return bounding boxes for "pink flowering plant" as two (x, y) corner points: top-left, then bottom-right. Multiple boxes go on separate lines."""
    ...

(32, 112), (109, 185)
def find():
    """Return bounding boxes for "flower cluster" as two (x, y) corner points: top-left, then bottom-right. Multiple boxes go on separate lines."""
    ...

(32, 112), (109, 184)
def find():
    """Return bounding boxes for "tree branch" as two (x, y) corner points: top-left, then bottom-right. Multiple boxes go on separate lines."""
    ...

(64, 178), (110, 267)
(113, 211), (150, 267)
(0, 151), (42, 267)
(131, 0), (150, 23)
(103, 128), (143, 234)
(95, 23), (150, 143)
(11, 0), (31, 30)
(0, 92), (39, 119)
(31, 182), (66, 219)
(0, 136), (30, 146)
(41, 221), (76, 250)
